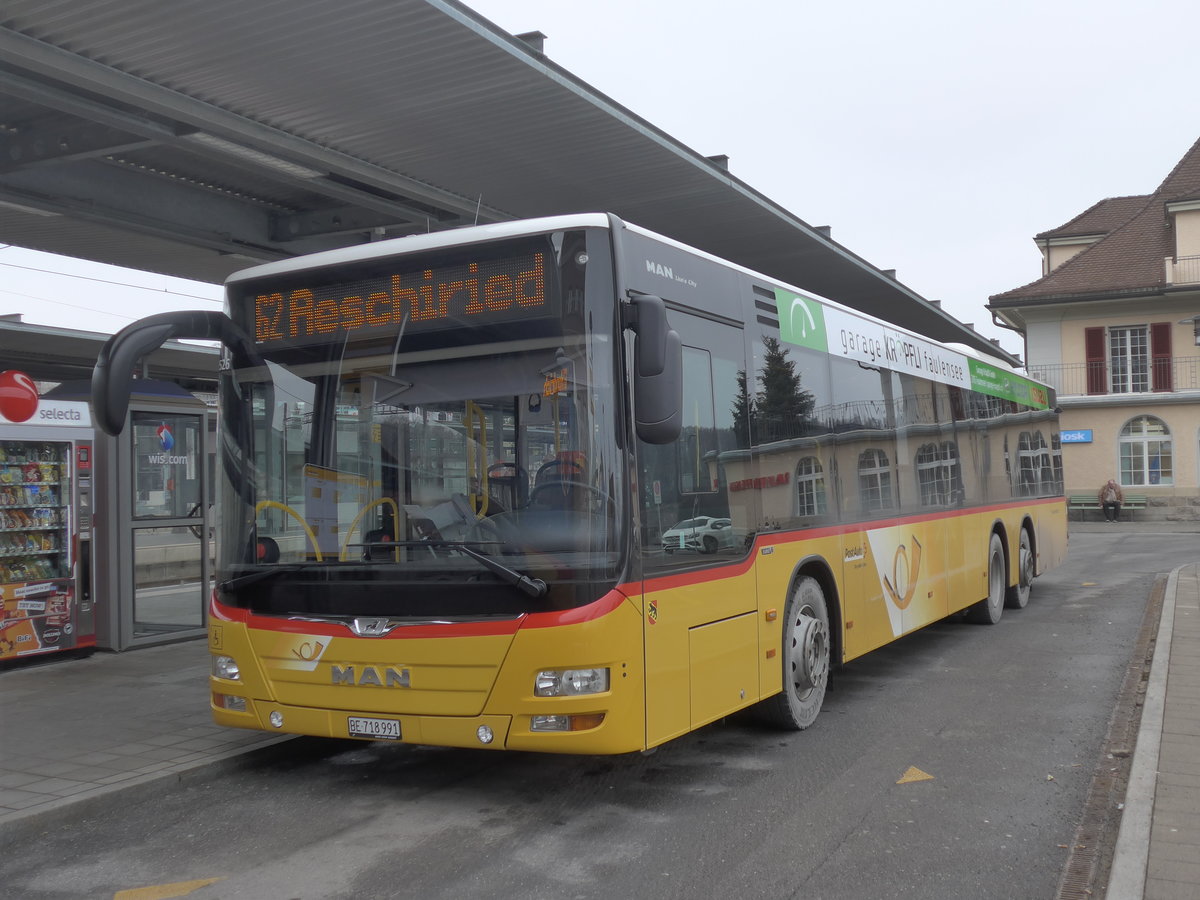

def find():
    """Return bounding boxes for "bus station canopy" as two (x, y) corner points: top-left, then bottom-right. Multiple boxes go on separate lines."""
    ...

(0, 0), (1015, 365)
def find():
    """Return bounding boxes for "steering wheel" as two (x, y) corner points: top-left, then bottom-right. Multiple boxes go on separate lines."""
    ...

(534, 459), (583, 485)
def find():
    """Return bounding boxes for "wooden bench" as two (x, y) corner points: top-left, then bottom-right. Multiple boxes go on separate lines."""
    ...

(1067, 493), (1147, 521)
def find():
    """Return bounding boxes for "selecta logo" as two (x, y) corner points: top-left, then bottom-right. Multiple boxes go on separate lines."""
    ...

(157, 423), (175, 452)
(0, 370), (39, 423)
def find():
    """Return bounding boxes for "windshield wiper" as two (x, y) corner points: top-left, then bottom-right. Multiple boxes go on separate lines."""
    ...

(427, 540), (547, 598)
(361, 538), (547, 598)
(358, 539), (547, 598)
(224, 542), (548, 599)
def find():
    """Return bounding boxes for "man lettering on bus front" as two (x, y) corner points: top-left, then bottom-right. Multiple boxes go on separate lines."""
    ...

(1099, 478), (1123, 523)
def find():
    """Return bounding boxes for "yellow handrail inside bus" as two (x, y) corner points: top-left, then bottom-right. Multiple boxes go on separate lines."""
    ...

(340, 497), (400, 561)
(255, 500), (323, 562)
(465, 400), (489, 518)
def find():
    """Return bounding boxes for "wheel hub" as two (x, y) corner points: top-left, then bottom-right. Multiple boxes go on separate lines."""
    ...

(1019, 546), (1033, 587)
(793, 613), (829, 692)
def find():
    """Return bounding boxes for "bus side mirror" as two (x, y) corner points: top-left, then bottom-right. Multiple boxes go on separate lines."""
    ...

(626, 294), (682, 445)
(92, 310), (263, 435)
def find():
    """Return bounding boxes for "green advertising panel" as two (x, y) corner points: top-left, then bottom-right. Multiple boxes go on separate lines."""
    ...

(774, 286), (1049, 411)
(967, 359), (1050, 409)
(774, 289), (829, 352)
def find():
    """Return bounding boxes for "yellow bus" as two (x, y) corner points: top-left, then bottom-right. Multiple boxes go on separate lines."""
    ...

(92, 214), (1067, 754)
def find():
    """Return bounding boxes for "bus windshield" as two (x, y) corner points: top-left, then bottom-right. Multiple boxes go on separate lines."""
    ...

(215, 228), (625, 619)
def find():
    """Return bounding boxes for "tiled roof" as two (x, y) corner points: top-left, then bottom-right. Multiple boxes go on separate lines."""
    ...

(991, 135), (1200, 304)
(1033, 195), (1149, 240)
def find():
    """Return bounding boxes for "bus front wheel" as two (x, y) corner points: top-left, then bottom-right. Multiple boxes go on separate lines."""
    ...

(967, 532), (1006, 625)
(761, 575), (830, 730)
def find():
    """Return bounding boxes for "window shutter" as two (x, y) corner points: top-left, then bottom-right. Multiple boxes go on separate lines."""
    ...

(1084, 327), (1107, 395)
(1151, 322), (1173, 391)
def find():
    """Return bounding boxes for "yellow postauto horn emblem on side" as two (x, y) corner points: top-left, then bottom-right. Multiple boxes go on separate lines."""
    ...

(883, 536), (923, 611)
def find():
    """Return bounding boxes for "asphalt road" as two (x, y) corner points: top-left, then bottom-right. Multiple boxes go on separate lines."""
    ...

(3, 532), (1190, 900)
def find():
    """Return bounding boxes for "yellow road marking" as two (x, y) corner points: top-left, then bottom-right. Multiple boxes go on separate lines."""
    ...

(897, 766), (934, 784)
(114, 878), (224, 900)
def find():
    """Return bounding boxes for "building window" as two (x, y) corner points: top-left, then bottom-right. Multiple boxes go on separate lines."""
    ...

(1120, 416), (1172, 485)
(1108, 326), (1149, 393)
(795, 456), (826, 517)
(916, 441), (962, 506)
(858, 449), (893, 511)
(1087, 324), (1173, 395)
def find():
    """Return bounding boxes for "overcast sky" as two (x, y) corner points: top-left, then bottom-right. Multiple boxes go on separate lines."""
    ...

(1, 0), (1197, 359)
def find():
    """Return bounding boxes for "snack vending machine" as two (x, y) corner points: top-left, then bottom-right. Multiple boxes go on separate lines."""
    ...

(0, 378), (94, 662)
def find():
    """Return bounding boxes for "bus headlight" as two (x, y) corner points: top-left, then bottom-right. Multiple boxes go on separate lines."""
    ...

(534, 667), (609, 697)
(212, 655), (241, 681)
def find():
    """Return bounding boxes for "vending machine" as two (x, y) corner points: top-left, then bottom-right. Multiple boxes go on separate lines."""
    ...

(0, 371), (95, 662)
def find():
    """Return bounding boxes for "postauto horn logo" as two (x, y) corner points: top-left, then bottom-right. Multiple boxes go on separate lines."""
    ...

(774, 289), (829, 352)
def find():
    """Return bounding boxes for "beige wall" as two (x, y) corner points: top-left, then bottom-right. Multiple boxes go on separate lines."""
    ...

(1044, 240), (1095, 274)
(1059, 404), (1200, 509)
(1174, 207), (1200, 258)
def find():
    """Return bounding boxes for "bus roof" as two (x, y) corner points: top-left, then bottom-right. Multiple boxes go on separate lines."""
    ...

(226, 212), (1038, 388)
(224, 213), (613, 284)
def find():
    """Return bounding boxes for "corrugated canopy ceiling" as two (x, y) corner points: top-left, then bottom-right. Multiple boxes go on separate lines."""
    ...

(0, 0), (1014, 362)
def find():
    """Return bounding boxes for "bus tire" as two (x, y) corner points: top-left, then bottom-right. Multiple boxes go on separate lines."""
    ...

(1005, 528), (1033, 609)
(967, 532), (1006, 625)
(760, 575), (830, 730)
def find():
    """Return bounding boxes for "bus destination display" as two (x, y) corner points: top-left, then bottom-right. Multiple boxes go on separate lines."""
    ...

(250, 250), (553, 346)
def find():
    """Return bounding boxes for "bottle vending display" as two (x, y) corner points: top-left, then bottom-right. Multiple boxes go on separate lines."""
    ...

(0, 440), (80, 660)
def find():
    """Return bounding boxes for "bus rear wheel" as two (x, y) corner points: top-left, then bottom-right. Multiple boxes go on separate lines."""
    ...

(760, 575), (830, 729)
(1005, 528), (1033, 609)
(967, 532), (1006, 625)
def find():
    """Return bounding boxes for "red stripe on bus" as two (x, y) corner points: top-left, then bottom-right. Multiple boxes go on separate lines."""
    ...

(519, 588), (629, 628)
(642, 497), (1063, 593)
(209, 587), (631, 637)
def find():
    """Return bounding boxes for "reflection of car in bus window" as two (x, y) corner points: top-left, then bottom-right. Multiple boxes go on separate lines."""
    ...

(661, 516), (734, 554)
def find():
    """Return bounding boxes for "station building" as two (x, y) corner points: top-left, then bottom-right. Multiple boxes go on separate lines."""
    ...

(989, 136), (1200, 522)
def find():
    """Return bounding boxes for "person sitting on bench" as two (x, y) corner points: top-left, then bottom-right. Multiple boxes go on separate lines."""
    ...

(1098, 478), (1123, 523)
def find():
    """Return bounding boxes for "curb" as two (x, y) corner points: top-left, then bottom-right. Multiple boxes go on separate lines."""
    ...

(1104, 563), (1182, 899)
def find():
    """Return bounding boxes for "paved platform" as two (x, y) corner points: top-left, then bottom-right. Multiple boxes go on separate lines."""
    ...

(1, 560), (1198, 900)
(0, 639), (291, 832)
